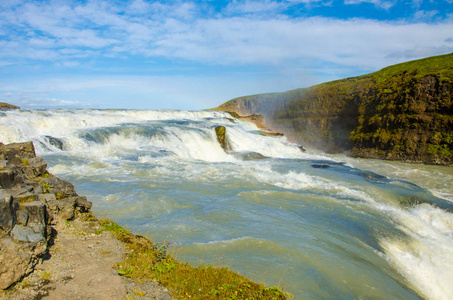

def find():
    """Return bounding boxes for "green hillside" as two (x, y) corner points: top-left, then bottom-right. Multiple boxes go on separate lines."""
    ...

(0, 102), (20, 109)
(214, 53), (453, 165)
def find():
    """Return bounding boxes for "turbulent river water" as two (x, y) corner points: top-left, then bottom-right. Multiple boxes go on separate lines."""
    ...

(1, 109), (453, 299)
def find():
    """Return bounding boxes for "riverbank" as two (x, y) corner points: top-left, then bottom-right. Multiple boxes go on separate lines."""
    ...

(1, 214), (172, 299)
(0, 141), (288, 299)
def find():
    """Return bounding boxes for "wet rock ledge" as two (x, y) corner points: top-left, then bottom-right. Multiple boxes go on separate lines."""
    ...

(0, 141), (92, 290)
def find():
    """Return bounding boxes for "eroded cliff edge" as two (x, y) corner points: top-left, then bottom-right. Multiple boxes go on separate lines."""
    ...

(214, 53), (453, 166)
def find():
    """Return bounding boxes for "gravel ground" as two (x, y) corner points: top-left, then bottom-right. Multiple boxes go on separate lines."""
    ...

(0, 216), (173, 300)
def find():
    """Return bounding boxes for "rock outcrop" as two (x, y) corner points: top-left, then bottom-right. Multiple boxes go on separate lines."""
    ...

(215, 126), (232, 152)
(44, 136), (64, 151)
(214, 126), (269, 160)
(0, 103), (20, 110)
(236, 152), (267, 160)
(226, 112), (267, 129)
(0, 142), (92, 290)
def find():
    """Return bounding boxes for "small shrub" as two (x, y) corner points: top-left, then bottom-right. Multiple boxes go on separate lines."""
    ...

(40, 271), (51, 280)
(42, 182), (50, 193)
(41, 172), (52, 178)
(55, 192), (66, 200)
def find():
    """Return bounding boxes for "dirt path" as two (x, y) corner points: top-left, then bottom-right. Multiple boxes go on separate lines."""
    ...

(1, 216), (172, 300)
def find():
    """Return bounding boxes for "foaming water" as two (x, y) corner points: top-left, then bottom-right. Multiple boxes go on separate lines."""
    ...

(381, 205), (453, 300)
(1, 109), (452, 299)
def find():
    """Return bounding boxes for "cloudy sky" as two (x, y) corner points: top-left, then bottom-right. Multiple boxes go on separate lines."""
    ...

(0, 0), (452, 109)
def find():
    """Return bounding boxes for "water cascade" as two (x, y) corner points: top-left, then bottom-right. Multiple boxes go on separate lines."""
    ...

(1, 109), (452, 299)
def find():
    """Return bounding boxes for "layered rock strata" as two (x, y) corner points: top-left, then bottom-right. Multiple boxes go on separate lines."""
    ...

(0, 142), (92, 290)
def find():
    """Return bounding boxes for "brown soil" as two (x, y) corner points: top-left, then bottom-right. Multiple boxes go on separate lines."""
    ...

(0, 216), (173, 300)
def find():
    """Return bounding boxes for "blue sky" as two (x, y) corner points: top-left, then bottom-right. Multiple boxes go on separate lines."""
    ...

(0, 0), (452, 110)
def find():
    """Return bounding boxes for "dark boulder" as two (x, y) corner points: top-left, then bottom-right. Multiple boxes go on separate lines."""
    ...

(237, 152), (267, 161)
(57, 197), (77, 220)
(311, 164), (329, 169)
(28, 157), (47, 177)
(75, 196), (93, 212)
(44, 136), (64, 150)
(20, 201), (46, 225)
(0, 169), (15, 189)
(215, 126), (232, 152)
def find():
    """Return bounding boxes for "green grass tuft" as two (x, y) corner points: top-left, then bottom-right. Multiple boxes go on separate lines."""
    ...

(99, 219), (290, 299)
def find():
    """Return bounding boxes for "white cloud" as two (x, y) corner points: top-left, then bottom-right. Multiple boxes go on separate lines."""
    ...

(224, 0), (329, 15)
(128, 0), (151, 13)
(0, 0), (25, 8)
(385, 46), (453, 59)
(344, 0), (396, 10)
(141, 16), (453, 70)
(56, 61), (81, 68)
(413, 10), (440, 21)
(23, 97), (93, 109)
(0, 61), (14, 67)
(0, 0), (452, 84)
(19, 2), (119, 48)
(225, 0), (286, 14)
(0, 88), (93, 109)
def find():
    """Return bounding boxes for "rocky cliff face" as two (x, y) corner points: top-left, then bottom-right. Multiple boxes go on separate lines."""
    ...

(0, 142), (92, 290)
(350, 74), (453, 164)
(214, 53), (453, 165)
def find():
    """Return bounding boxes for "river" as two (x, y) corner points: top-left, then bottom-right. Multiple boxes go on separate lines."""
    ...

(1, 109), (452, 299)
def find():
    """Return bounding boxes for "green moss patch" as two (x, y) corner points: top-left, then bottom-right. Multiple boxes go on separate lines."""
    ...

(99, 219), (290, 300)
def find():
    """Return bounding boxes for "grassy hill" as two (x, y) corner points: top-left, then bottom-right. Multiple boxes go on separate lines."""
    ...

(214, 53), (453, 165)
(0, 102), (20, 109)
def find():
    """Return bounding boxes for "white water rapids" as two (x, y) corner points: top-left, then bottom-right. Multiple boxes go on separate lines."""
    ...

(1, 109), (452, 299)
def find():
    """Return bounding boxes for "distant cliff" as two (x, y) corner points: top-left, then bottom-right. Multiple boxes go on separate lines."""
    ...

(214, 53), (453, 165)
(0, 102), (20, 110)
(214, 92), (286, 117)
